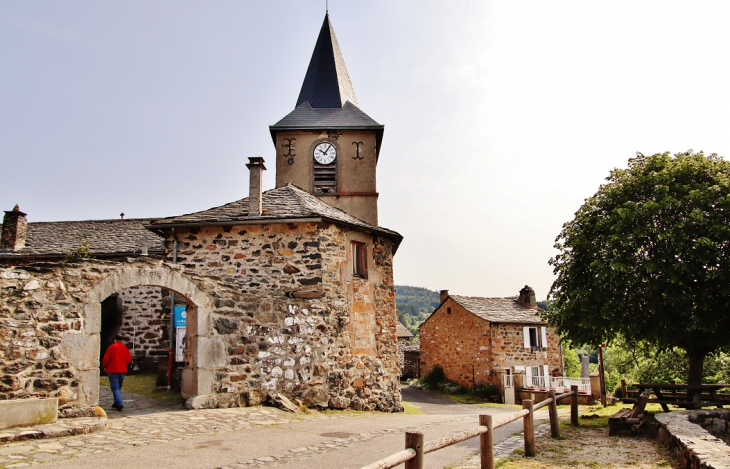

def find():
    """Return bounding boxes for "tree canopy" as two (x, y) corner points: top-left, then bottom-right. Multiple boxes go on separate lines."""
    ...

(545, 151), (730, 384)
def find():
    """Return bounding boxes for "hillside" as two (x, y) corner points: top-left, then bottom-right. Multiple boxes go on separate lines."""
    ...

(395, 285), (440, 336)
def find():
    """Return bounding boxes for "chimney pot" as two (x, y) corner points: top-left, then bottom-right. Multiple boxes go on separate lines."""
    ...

(246, 157), (266, 216)
(439, 289), (449, 303)
(2, 205), (28, 251)
(518, 285), (536, 307)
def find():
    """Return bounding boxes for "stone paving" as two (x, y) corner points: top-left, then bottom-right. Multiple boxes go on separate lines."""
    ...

(0, 386), (553, 469)
(0, 388), (320, 468)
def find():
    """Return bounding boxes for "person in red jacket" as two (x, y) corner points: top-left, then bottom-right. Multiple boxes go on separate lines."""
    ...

(103, 335), (132, 411)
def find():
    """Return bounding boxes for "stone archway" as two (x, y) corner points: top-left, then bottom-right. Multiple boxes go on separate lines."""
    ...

(81, 265), (218, 405)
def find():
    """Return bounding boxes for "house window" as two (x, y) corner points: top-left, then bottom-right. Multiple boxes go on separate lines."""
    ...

(523, 326), (548, 351)
(352, 242), (367, 278)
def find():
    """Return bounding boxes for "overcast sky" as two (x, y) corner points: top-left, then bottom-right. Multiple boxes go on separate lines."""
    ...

(2, 1), (729, 299)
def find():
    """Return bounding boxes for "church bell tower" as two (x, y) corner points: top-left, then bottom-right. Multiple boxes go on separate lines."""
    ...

(270, 13), (384, 226)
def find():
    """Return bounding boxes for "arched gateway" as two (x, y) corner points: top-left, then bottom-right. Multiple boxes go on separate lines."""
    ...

(85, 265), (215, 404)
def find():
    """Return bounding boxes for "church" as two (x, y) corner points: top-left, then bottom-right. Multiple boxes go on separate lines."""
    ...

(0, 13), (404, 413)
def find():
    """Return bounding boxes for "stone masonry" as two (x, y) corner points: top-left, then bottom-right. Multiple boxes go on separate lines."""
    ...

(161, 220), (401, 411)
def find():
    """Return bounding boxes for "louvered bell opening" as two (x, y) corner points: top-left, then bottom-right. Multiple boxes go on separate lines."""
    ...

(314, 162), (337, 194)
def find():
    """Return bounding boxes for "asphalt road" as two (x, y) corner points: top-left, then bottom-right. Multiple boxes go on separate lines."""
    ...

(38, 386), (545, 469)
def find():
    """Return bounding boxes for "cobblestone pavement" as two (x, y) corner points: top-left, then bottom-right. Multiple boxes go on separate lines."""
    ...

(0, 387), (320, 468)
(0, 387), (556, 469)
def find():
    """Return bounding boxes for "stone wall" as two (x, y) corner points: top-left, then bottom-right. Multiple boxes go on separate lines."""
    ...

(656, 411), (730, 469)
(164, 221), (401, 411)
(419, 298), (561, 389)
(0, 259), (217, 411)
(116, 286), (179, 367)
(0, 220), (401, 413)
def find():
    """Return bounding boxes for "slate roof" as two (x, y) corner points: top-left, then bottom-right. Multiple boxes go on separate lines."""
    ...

(271, 101), (382, 129)
(150, 183), (402, 248)
(296, 13), (358, 109)
(0, 219), (164, 259)
(269, 14), (384, 155)
(449, 295), (545, 325)
(396, 321), (414, 339)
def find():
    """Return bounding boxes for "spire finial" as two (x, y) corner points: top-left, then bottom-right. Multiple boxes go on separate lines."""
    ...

(326, 0), (328, 13)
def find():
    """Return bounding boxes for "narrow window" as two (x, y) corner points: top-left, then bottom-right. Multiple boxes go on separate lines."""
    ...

(525, 326), (543, 350)
(352, 242), (367, 278)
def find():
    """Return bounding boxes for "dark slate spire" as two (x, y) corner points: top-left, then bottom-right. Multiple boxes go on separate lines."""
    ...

(296, 13), (358, 109)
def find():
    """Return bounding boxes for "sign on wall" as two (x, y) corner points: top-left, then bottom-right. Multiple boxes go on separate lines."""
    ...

(174, 305), (187, 328)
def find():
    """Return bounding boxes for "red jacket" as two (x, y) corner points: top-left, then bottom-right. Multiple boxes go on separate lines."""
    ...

(103, 342), (132, 373)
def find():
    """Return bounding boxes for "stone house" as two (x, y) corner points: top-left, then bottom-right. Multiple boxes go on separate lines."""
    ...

(0, 13), (404, 414)
(419, 286), (562, 392)
(395, 320), (413, 374)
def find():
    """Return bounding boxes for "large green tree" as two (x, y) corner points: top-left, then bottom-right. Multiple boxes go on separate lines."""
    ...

(546, 151), (730, 385)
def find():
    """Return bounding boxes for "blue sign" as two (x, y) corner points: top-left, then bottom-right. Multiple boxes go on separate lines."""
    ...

(174, 306), (187, 328)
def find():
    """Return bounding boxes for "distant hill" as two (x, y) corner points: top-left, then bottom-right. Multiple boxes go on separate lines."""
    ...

(395, 285), (441, 336)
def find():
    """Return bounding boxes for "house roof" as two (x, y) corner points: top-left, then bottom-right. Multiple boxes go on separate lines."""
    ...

(150, 183), (402, 249)
(396, 321), (414, 339)
(0, 219), (164, 259)
(449, 295), (545, 325)
(296, 13), (358, 109)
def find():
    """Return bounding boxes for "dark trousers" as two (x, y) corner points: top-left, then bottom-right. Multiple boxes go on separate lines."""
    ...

(107, 373), (126, 407)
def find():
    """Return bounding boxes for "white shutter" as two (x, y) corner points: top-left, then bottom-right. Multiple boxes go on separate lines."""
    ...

(543, 365), (549, 381)
(525, 365), (533, 385)
(541, 327), (548, 348)
(523, 326), (531, 349)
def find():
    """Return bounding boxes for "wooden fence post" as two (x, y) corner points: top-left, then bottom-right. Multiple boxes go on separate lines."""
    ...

(405, 431), (423, 469)
(480, 414), (494, 469)
(571, 385), (579, 427)
(548, 391), (560, 438)
(523, 399), (535, 457)
(621, 379), (627, 398)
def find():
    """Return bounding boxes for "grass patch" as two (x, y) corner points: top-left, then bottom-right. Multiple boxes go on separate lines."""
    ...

(402, 402), (424, 415)
(99, 373), (183, 406)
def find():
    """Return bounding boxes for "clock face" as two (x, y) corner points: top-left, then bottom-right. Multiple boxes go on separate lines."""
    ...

(313, 142), (337, 164)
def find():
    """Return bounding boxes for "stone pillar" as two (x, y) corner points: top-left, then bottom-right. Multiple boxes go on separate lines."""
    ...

(439, 290), (449, 303)
(246, 157), (266, 216)
(1, 205), (27, 251)
(589, 372), (601, 401)
(581, 355), (590, 378)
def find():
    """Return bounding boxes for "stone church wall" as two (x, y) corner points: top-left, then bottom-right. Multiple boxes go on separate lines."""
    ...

(0, 221), (401, 413)
(166, 221), (401, 411)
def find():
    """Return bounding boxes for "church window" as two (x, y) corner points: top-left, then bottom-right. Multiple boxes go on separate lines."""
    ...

(352, 242), (367, 278)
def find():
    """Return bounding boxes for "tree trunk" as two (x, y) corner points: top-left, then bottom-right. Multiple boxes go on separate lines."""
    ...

(687, 352), (705, 386)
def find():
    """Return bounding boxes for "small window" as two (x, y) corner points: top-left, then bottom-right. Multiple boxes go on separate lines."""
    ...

(447, 307), (451, 314)
(524, 326), (545, 351)
(352, 242), (367, 278)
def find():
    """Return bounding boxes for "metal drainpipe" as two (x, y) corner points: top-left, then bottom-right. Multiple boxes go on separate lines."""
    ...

(167, 227), (178, 390)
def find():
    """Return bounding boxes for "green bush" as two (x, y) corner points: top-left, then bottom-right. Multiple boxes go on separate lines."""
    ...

(422, 365), (446, 390)
(438, 381), (465, 394)
(470, 384), (498, 398)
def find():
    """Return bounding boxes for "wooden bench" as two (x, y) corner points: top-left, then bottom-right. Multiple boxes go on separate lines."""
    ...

(609, 391), (650, 436)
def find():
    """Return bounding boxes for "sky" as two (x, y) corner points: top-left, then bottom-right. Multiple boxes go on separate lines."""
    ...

(2, 1), (730, 300)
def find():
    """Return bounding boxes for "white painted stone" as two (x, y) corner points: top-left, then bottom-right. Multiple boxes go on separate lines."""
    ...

(23, 280), (41, 291)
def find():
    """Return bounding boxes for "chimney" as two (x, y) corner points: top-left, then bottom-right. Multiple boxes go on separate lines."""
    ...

(1, 205), (28, 251)
(246, 157), (266, 216)
(518, 285), (536, 307)
(439, 290), (449, 303)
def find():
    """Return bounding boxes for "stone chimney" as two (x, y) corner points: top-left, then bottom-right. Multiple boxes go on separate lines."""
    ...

(246, 157), (266, 216)
(1, 205), (28, 251)
(518, 285), (536, 307)
(439, 290), (449, 303)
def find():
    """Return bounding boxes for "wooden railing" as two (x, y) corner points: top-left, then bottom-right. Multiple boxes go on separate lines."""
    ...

(361, 385), (580, 469)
